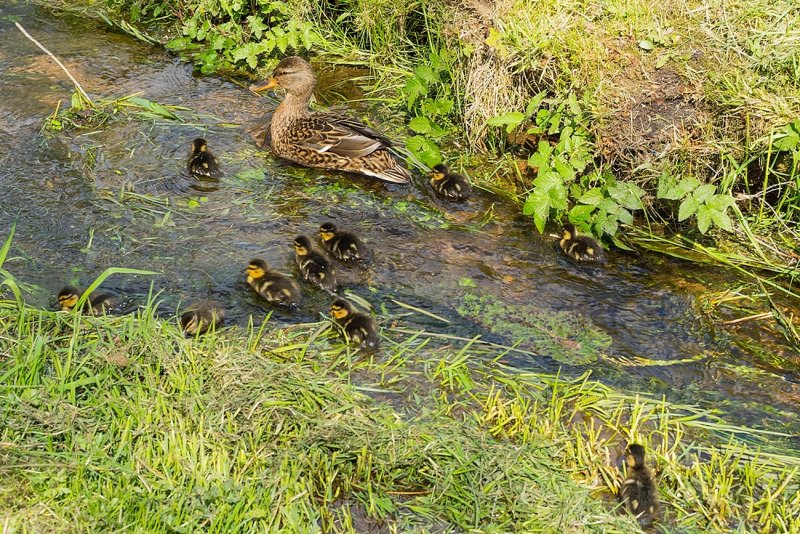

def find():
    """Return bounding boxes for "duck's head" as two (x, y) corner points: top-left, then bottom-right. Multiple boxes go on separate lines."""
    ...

(562, 223), (578, 241)
(245, 258), (269, 280)
(180, 311), (200, 336)
(56, 286), (81, 310)
(431, 164), (449, 182)
(330, 298), (353, 320)
(625, 443), (646, 469)
(293, 235), (312, 256)
(249, 56), (316, 96)
(319, 222), (337, 242)
(191, 138), (208, 154)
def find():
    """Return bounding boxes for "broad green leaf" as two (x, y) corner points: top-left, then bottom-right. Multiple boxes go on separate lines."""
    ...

(708, 194), (734, 211)
(414, 65), (439, 85)
(422, 98), (453, 116)
(547, 180), (568, 210)
(678, 197), (700, 221)
(616, 207), (633, 225)
(525, 91), (547, 117)
(569, 204), (595, 221)
(408, 116), (432, 134)
(530, 190), (551, 234)
(552, 156), (575, 182)
(533, 170), (562, 193)
(711, 209), (733, 232)
(402, 76), (427, 110)
(405, 135), (442, 167)
(693, 183), (716, 204)
(578, 188), (604, 206)
(487, 111), (526, 133)
(696, 205), (712, 234)
(639, 39), (654, 50)
(247, 15), (268, 39)
(608, 182), (645, 210)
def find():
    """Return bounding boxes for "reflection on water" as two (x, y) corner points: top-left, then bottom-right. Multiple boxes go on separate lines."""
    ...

(0, 3), (798, 444)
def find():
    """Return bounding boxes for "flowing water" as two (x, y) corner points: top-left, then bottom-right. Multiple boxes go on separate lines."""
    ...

(1, 4), (798, 446)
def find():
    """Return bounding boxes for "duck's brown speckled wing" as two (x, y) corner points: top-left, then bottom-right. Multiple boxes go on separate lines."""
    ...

(295, 113), (390, 158)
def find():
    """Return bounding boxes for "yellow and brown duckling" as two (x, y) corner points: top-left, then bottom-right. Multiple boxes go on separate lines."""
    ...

(187, 138), (222, 178)
(293, 235), (337, 291)
(619, 443), (660, 527)
(430, 164), (471, 201)
(330, 298), (380, 351)
(560, 223), (605, 262)
(56, 285), (114, 314)
(245, 258), (302, 306)
(179, 301), (225, 336)
(249, 56), (411, 184)
(319, 222), (370, 264)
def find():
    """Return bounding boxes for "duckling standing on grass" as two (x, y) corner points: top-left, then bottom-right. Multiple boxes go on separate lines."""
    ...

(249, 56), (411, 184)
(180, 301), (225, 336)
(619, 443), (660, 527)
(319, 222), (370, 264)
(187, 138), (222, 178)
(330, 298), (380, 351)
(56, 286), (114, 314)
(245, 258), (302, 306)
(559, 223), (605, 262)
(293, 235), (337, 291)
(430, 163), (471, 201)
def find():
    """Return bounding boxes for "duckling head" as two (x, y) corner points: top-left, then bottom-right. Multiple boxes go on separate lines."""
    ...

(330, 298), (353, 320)
(191, 138), (208, 154)
(625, 443), (647, 469)
(180, 311), (200, 336)
(245, 258), (269, 282)
(57, 286), (81, 310)
(562, 223), (578, 241)
(249, 56), (316, 97)
(431, 164), (449, 182)
(319, 222), (337, 242)
(293, 235), (313, 256)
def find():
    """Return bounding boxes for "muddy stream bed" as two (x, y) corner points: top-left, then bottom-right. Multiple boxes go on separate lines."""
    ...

(1, 4), (798, 448)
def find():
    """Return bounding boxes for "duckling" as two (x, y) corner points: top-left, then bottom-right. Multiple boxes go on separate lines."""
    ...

(559, 223), (605, 262)
(330, 298), (380, 351)
(187, 138), (222, 178)
(619, 443), (660, 527)
(430, 164), (471, 201)
(245, 258), (302, 306)
(180, 301), (225, 336)
(293, 235), (337, 291)
(318, 222), (370, 263)
(56, 286), (114, 314)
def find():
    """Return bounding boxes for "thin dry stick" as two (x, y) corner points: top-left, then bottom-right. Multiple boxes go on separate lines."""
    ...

(15, 22), (93, 107)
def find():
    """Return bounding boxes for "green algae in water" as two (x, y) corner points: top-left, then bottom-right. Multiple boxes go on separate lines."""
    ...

(457, 294), (611, 365)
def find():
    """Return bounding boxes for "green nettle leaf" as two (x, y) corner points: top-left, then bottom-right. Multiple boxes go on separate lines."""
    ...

(693, 183), (716, 204)
(708, 194), (735, 211)
(247, 15), (268, 39)
(695, 205), (712, 234)
(527, 151), (549, 172)
(569, 204), (595, 221)
(548, 181), (568, 210)
(608, 182), (645, 210)
(773, 122), (800, 151)
(422, 98), (453, 116)
(678, 197), (700, 221)
(601, 217), (619, 236)
(525, 91), (547, 116)
(597, 198), (619, 212)
(414, 64), (439, 84)
(616, 207), (633, 225)
(711, 209), (734, 231)
(552, 156), (575, 182)
(487, 111), (526, 133)
(405, 135), (442, 167)
(408, 116), (432, 134)
(403, 77), (427, 110)
(522, 193), (537, 216)
(578, 188), (604, 206)
(678, 176), (701, 196)
(657, 174), (679, 199)
(533, 170), (562, 193)
(528, 190), (551, 234)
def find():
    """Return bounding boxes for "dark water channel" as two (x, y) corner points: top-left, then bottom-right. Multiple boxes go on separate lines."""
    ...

(1, 4), (798, 447)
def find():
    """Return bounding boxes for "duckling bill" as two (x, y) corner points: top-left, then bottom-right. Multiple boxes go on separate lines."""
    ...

(430, 164), (471, 201)
(330, 298), (380, 351)
(187, 138), (222, 178)
(245, 258), (301, 306)
(180, 301), (225, 336)
(559, 223), (605, 262)
(319, 222), (370, 263)
(56, 286), (114, 314)
(293, 235), (337, 291)
(619, 443), (660, 527)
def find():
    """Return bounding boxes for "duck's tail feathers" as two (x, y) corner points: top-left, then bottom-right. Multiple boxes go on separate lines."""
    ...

(365, 164), (412, 184)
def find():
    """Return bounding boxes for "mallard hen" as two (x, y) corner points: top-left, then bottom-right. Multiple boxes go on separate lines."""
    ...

(249, 56), (411, 184)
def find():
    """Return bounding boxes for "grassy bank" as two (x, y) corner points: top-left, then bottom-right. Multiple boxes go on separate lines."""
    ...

(1, 287), (799, 531)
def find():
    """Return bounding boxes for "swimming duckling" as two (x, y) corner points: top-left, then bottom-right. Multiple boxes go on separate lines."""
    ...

(180, 301), (225, 336)
(560, 223), (605, 262)
(293, 235), (337, 291)
(319, 222), (370, 263)
(187, 138), (222, 178)
(330, 298), (380, 351)
(430, 164), (471, 201)
(619, 443), (660, 527)
(56, 286), (114, 314)
(245, 258), (302, 306)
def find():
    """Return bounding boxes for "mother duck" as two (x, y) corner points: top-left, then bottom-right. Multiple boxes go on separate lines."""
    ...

(249, 56), (411, 184)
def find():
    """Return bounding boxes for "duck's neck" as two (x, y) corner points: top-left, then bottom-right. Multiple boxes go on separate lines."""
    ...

(272, 90), (312, 132)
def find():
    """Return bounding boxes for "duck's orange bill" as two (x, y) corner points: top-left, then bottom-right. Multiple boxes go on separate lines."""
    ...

(249, 78), (278, 92)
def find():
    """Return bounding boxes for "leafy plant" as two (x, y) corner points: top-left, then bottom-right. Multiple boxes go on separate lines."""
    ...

(658, 174), (735, 234)
(166, 0), (320, 74)
(403, 48), (458, 167)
